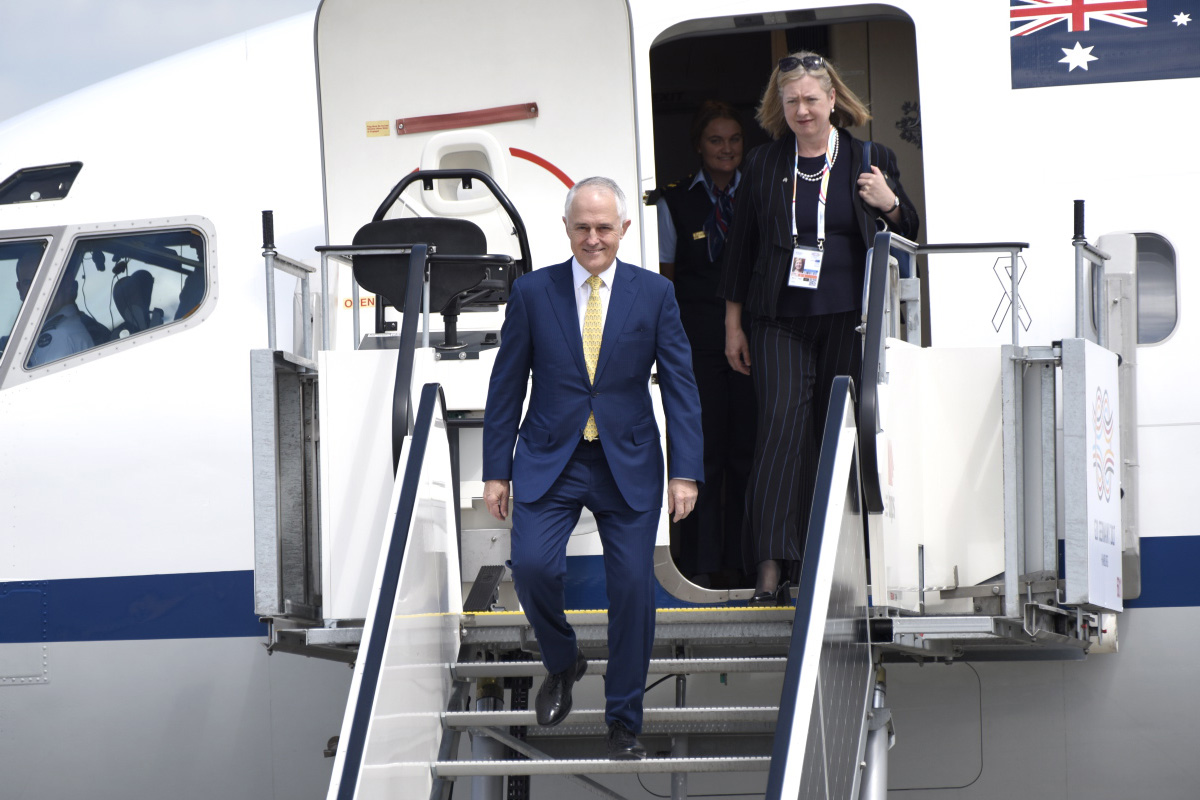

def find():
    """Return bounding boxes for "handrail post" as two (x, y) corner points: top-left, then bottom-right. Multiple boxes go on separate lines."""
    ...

(1074, 243), (1089, 339)
(423, 268), (431, 350)
(1010, 246), (1021, 347)
(887, 254), (901, 340)
(262, 210), (278, 351)
(320, 252), (330, 353)
(301, 272), (312, 361)
(352, 277), (361, 351)
(1073, 199), (1088, 338)
(1097, 269), (1110, 350)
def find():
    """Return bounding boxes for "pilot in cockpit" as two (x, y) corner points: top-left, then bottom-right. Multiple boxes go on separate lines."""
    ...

(15, 253), (95, 367)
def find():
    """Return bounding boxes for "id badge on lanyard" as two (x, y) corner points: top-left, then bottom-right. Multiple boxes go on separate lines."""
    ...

(788, 128), (837, 290)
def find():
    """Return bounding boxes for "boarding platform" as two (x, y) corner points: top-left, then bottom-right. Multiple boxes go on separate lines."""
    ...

(249, 175), (1138, 799)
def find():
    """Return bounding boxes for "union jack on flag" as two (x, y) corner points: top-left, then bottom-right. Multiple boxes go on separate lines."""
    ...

(1010, 0), (1148, 36)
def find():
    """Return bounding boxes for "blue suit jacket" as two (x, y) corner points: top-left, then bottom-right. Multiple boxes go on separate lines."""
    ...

(483, 258), (703, 512)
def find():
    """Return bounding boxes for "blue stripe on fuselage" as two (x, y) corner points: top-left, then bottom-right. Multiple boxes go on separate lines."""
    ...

(1124, 535), (1200, 609)
(0, 535), (1194, 644)
(567, 534), (1199, 612)
(0, 570), (266, 644)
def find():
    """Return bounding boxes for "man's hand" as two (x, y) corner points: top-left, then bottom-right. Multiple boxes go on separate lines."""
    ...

(484, 479), (511, 521)
(667, 478), (699, 523)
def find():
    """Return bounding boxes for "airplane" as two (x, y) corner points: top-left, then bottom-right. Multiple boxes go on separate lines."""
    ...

(1, 1), (1197, 799)
(0, 13), (350, 800)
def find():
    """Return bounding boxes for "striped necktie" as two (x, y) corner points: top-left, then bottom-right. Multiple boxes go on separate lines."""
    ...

(582, 274), (602, 441)
(705, 183), (734, 262)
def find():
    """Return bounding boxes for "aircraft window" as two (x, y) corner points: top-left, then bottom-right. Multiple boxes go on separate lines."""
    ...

(0, 162), (83, 205)
(0, 240), (49, 357)
(23, 228), (206, 368)
(1134, 233), (1176, 344)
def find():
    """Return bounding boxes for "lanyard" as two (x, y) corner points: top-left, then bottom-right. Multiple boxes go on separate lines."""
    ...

(792, 127), (838, 251)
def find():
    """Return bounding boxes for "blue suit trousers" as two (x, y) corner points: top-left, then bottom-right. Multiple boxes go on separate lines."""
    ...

(509, 439), (659, 734)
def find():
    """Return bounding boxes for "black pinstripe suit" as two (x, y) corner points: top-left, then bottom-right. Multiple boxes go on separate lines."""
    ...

(718, 129), (919, 566)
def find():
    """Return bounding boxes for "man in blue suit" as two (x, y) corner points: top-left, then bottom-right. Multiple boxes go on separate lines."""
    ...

(483, 176), (703, 760)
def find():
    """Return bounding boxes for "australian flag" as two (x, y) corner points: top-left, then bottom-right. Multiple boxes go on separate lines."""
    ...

(1011, 0), (1200, 88)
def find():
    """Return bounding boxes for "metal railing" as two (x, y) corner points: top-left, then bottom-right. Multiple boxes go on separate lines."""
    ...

(330, 382), (455, 800)
(261, 210), (318, 361)
(312, 243), (422, 352)
(858, 232), (1030, 514)
(1072, 199), (1111, 345)
(768, 375), (877, 800)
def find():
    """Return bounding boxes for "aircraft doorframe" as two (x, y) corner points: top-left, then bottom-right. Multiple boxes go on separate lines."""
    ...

(641, 4), (928, 593)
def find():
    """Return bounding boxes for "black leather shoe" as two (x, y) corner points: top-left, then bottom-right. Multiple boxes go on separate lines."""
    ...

(534, 650), (587, 727)
(748, 589), (775, 605)
(607, 721), (647, 760)
(749, 580), (793, 607)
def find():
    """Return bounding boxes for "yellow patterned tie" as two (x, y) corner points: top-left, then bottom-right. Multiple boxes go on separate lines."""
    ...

(582, 275), (602, 441)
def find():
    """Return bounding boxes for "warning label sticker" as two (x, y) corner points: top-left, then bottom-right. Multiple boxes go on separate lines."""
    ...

(365, 121), (391, 138)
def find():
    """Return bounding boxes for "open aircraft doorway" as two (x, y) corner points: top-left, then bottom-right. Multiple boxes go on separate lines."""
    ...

(647, 5), (927, 595)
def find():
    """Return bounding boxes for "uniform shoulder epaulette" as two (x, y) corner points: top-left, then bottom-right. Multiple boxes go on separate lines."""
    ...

(646, 174), (693, 205)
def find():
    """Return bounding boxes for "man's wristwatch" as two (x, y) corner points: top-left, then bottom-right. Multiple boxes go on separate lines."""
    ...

(888, 195), (900, 212)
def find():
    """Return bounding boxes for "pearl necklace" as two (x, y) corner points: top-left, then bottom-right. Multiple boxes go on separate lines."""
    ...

(796, 131), (837, 182)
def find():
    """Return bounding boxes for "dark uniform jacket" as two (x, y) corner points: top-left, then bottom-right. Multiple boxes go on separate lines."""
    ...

(660, 177), (732, 351)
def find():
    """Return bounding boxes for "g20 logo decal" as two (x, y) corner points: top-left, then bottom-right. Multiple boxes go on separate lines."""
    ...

(1092, 387), (1116, 502)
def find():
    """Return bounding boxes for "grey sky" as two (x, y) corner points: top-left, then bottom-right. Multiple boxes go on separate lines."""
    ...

(0, 0), (319, 123)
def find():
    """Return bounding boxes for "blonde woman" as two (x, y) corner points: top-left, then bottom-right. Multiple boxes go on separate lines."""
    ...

(718, 52), (919, 604)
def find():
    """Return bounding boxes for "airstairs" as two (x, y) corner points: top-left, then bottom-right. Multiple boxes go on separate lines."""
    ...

(321, 378), (875, 800)
(250, 175), (1137, 799)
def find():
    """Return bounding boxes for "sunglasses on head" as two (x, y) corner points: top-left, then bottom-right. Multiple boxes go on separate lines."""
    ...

(778, 55), (825, 73)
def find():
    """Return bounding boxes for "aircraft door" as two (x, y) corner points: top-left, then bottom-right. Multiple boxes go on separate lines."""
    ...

(315, 0), (640, 290)
(648, 10), (926, 337)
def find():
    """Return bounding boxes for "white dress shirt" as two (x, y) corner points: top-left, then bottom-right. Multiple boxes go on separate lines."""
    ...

(570, 257), (615, 335)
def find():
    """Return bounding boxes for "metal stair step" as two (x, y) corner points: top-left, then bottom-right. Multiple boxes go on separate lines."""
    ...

(442, 705), (779, 730)
(521, 717), (776, 737)
(461, 609), (794, 648)
(450, 656), (787, 679)
(427, 755), (772, 777)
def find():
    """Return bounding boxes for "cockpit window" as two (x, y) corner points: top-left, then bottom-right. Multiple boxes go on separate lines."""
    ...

(0, 162), (83, 205)
(23, 228), (206, 368)
(0, 240), (49, 357)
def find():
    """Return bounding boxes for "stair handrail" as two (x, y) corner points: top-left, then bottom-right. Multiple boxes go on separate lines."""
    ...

(331, 382), (449, 800)
(767, 375), (874, 798)
(260, 209), (318, 361)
